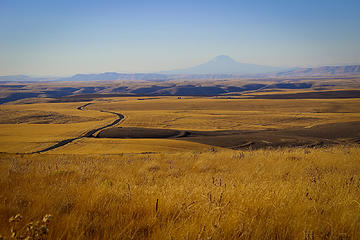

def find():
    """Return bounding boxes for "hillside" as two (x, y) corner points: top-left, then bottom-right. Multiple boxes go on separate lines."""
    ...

(277, 65), (360, 77)
(1, 76), (360, 104)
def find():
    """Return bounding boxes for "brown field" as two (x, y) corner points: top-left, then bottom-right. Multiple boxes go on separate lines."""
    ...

(1, 88), (360, 239)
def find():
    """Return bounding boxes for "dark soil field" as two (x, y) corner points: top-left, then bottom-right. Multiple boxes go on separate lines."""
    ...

(97, 127), (185, 138)
(97, 121), (360, 149)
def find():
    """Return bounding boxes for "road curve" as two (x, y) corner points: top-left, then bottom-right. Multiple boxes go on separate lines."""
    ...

(33, 103), (124, 153)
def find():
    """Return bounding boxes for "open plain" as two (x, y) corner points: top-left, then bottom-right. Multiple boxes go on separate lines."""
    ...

(1, 93), (360, 153)
(1, 81), (360, 239)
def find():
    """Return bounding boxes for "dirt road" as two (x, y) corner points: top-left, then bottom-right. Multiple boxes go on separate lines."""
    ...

(34, 103), (124, 153)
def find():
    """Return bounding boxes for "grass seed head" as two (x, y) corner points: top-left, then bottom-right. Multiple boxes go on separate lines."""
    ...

(9, 214), (22, 223)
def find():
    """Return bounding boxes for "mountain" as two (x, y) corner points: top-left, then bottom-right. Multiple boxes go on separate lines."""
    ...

(2, 61), (360, 83)
(276, 65), (360, 77)
(0, 73), (171, 82)
(58, 72), (170, 81)
(0, 75), (50, 82)
(162, 55), (286, 74)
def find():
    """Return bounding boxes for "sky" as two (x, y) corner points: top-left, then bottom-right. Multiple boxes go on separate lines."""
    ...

(1, 0), (360, 76)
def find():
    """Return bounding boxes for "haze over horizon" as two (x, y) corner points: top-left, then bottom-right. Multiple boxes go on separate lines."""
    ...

(1, 0), (360, 76)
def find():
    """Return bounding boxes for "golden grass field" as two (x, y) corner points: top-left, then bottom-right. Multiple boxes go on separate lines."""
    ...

(91, 97), (360, 130)
(1, 96), (360, 239)
(1, 147), (360, 239)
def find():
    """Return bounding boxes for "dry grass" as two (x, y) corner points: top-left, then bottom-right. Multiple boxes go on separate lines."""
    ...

(1, 97), (360, 153)
(48, 138), (219, 154)
(1, 97), (360, 239)
(1, 146), (360, 239)
(92, 97), (360, 131)
(0, 102), (116, 153)
(0, 213), (52, 240)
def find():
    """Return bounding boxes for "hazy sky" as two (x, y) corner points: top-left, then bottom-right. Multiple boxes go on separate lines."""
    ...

(1, 0), (360, 76)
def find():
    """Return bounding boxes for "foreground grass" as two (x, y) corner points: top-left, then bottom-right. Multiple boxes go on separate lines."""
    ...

(0, 146), (360, 239)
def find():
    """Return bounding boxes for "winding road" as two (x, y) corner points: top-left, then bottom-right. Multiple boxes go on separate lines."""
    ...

(33, 103), (124, 153)
(32, 102), (360, 153)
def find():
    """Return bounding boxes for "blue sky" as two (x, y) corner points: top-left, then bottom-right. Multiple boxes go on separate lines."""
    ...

(1, 0), (360, 76)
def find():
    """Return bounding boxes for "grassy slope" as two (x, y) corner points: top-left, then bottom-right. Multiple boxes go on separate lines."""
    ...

(1, 147), (360, 239)
(0, 102), (114, 153)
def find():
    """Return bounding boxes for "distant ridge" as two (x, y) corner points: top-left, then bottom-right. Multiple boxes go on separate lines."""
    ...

(162, 55), (286, 74)
(0, 75), (50, 82)
(277, 65), (360, 77)
(58, 72), (170, 81)
(1, 62), (360, 83)
(0, 73), (243, 82)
